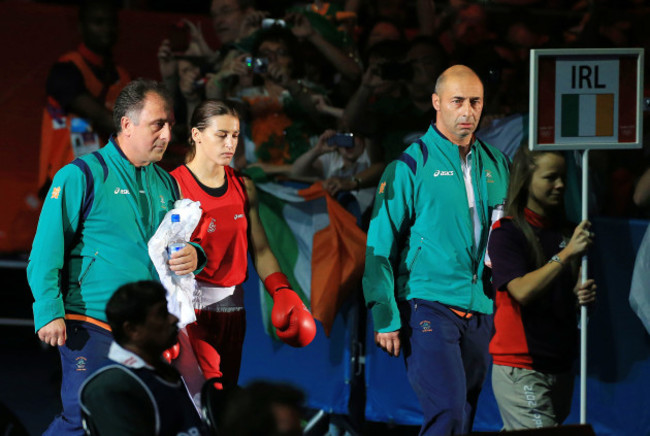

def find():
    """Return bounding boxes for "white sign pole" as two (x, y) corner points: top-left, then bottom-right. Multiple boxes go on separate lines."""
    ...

(580, 149), (590, 424)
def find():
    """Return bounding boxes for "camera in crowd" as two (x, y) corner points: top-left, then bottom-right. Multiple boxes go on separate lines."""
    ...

(379, 61), (414, 81)
(327, 133), (355, 148)
(262, 18), (286, 29)
(245, 57), (269, 74)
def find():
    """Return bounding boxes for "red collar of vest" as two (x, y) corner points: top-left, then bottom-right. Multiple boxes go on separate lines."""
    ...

(524, 207), (554, 228)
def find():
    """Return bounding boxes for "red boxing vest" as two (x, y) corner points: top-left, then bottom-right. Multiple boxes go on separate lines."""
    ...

(171, 165), (250, 286)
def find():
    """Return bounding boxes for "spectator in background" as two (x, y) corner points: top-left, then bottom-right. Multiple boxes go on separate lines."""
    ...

(438, 3), (497, 65)
(291, 129), (384, 224)
(357, 17), (405, 59)
(210, 25), (326, 173)
(161, 3), (363, 174)
(160, 0), (267, 98)
(311, 93), (345, 120)
(157, 31), (212, 170)
(343, 39), (410, 162)
(284, 9), (362, 104)
(156, 2), (266, 171)
(203, 0), (279, 92)
(287, 11), (362, 82)
(207, 9), (361, 102)
(79, 281), (208, 436)
(201, 0), (267, 90)
(39, 0), (130, 196)
(211, 0), (260, 50)
(344, 38), (446, 163)
(405, 36), (448, 118)
(175, 57), (206, 127)
(488, 146), (596, 430)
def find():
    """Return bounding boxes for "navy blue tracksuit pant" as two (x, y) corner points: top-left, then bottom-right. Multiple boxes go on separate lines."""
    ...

(44, 320), (112, 436)
(400, 299), (493, 436)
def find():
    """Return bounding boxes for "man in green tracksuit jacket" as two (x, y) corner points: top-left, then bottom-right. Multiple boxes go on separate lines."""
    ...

(27, 79), (203, 436)
(363, 65), (510, 435)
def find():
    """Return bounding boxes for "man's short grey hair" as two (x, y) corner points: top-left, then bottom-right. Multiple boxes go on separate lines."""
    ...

(113, 79), (172, 133)
(434, 70), (450, 95)
(434, 74), (444, 95)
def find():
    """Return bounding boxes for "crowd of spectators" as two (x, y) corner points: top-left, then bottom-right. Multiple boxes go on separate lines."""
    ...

(147, 0), (650, 220)
(39, 0), (650, 221)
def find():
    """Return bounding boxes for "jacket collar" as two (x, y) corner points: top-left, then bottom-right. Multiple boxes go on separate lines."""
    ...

(430, 122), (478, 149)
(107, 135), (151, 170)
(108, 135), (128, 159)
(427, 123), (481, 166)
(108, 342), (154, 370)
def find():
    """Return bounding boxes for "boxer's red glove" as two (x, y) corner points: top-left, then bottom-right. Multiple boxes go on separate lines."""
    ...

(162, 342), (180, 363)
(264, 272), (316, 347)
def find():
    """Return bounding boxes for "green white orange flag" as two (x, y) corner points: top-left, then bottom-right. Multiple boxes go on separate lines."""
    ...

(249, 171), (366, 337)
(561, 93), (614, 137)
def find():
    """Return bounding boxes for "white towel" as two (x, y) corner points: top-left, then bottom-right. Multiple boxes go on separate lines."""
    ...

(148, 199), (202, 328)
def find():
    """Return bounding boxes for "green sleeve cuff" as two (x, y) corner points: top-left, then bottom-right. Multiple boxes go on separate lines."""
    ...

(188, 241), (207, 275)
(33, 298), (65, 333)
(369, 301), (402, 333)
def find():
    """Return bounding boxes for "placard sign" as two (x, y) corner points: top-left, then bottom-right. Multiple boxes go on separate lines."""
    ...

(530, 48), (644, 150)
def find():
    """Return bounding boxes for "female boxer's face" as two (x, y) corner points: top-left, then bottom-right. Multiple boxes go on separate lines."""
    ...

(192, 115), (240, 167)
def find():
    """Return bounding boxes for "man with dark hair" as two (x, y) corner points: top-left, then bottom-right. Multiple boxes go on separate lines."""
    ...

(405, 36), (448, 115)
(80, 281), (207, 436)
(210, 0), (256, 48)
(39, 0), (130, 194)
(27, 78), (204, 436)
(111, 79), (173, 133)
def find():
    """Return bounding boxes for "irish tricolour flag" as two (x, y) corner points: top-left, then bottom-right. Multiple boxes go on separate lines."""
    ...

(561, 93), (614, 137)
(249, 170), (367, 337)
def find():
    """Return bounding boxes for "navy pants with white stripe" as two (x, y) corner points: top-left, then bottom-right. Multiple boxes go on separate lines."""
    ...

(400, 299), (493, 436)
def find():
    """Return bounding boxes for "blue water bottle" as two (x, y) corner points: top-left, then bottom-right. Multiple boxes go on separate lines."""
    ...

(167, 213), (186, 257)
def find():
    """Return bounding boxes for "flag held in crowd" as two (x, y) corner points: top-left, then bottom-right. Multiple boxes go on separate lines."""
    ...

(252, 173), (366, 337)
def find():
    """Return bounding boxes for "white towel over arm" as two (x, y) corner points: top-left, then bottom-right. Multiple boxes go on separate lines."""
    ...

(148, 199), (202, 328)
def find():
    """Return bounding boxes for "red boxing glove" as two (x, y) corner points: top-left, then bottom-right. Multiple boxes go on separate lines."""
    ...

(264, 272), (317, 348)
(162, 342), (180, 363)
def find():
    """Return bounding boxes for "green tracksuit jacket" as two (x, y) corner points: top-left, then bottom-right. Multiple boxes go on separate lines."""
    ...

(363, 124), (510, 332)
(28, 139), (182, 332)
